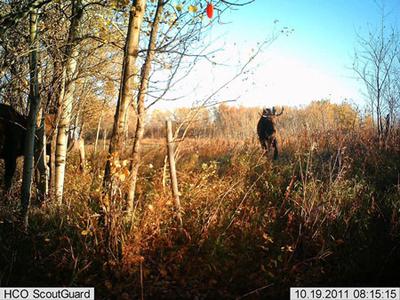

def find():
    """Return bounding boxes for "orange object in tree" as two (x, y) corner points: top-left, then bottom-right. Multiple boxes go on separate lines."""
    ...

(206, 2), (214, 19)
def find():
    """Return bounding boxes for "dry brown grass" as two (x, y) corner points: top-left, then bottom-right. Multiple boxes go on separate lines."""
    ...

(1, 124), (399, 299)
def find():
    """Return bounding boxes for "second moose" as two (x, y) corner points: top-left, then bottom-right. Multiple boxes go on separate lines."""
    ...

(257, 106), (284, 160)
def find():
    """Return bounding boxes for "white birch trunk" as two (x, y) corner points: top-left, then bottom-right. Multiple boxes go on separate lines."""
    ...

(54, 0), (83, 204)
(94, 107), (104, 154)
(78, 137), (85, 173)
(166, 120), (182, 226)
(103, 0), (146, 190)
(127, 0), (164, 209)
(21, 9), (41, 226)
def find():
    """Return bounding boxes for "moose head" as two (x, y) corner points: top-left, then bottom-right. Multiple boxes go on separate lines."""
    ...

(257, 106), (284, 160)
(260, 106), (284, 118)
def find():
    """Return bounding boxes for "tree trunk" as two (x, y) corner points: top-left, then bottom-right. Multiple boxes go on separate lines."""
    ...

(103, 0), (146, 191)
(50, 125), (57, 194)
(94, 102), (105, 154)
(21, 9), (41, 226)
(35, 109), (48, 202)
(123, 102), (130, 147)
(103, 128), (107, 151)
(94, 115), (102, 154)
(55, 0), (83, 204)
(0, 0), (51, 36)
(49, 68), (65, 196)
(166, 120), (183, 226)
(78, 137), (85, 173)
(127, 0), (164, 210)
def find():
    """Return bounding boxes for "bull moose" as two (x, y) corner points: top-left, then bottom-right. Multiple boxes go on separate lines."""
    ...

(257, 106), (284, 160)
(0, 103), (54, 190)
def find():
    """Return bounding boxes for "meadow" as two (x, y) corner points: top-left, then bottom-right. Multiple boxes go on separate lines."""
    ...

(1, 103), (399, 299)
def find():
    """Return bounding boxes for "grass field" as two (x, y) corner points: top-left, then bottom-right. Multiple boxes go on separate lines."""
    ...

(1, 127), (399, 299)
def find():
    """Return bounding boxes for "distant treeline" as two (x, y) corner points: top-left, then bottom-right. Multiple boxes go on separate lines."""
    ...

(139, 100), (367, 140)
(81, 100), (376, 143)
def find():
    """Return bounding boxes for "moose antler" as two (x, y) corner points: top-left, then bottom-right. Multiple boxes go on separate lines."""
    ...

(274, 106), (284, 116)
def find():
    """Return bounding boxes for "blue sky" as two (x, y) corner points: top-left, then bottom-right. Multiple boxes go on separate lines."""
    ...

(157, 0), (400, 109)
(222, 0), (399, 68)
(218, 0), (400, 107)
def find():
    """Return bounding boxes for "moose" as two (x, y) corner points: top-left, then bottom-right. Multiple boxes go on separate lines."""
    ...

(0, 103), (54, 190)
(0, 103), (29, 189)
(257, 106), (284, 160)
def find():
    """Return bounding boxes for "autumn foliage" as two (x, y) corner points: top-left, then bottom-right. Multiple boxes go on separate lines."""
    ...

(1, 101), (399, 299)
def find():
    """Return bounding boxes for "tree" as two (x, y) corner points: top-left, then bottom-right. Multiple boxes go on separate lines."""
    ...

(21, 8), (41, 226)
(121, 0), (281, 207)
(103, 0), (147, 192)
(0, 0), (52, 36)
(55, 0), (84, 204)
(126, 0), (165, 209)
(353, 6), (399, 140)
(1, 0), (134, 203)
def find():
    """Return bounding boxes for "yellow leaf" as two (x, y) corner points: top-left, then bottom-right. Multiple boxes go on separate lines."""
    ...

(118, 173), (126, 182)
(114, 159), (121, 169)
(81, 229), (90, 236)
(188, 5), (198, 13)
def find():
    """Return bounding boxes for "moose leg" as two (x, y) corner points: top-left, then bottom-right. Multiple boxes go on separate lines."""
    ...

(272, 138), (278, 160)
(4, 154), (17, 190)
(259, 138), (268, 151)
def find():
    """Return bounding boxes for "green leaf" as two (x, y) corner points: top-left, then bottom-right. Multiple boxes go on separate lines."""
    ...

(175, 4), (183, 12)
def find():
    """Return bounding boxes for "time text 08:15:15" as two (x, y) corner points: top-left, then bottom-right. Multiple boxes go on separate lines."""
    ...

(290, 288), (400, 300)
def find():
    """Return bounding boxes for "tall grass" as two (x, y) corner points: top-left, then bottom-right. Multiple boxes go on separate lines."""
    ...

(0, 126), (399, 299)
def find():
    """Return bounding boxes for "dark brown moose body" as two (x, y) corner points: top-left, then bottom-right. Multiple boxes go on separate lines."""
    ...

(257, 106), (283, 160)
(0, 104), (56, 190)
(0, 104), (28, 189)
